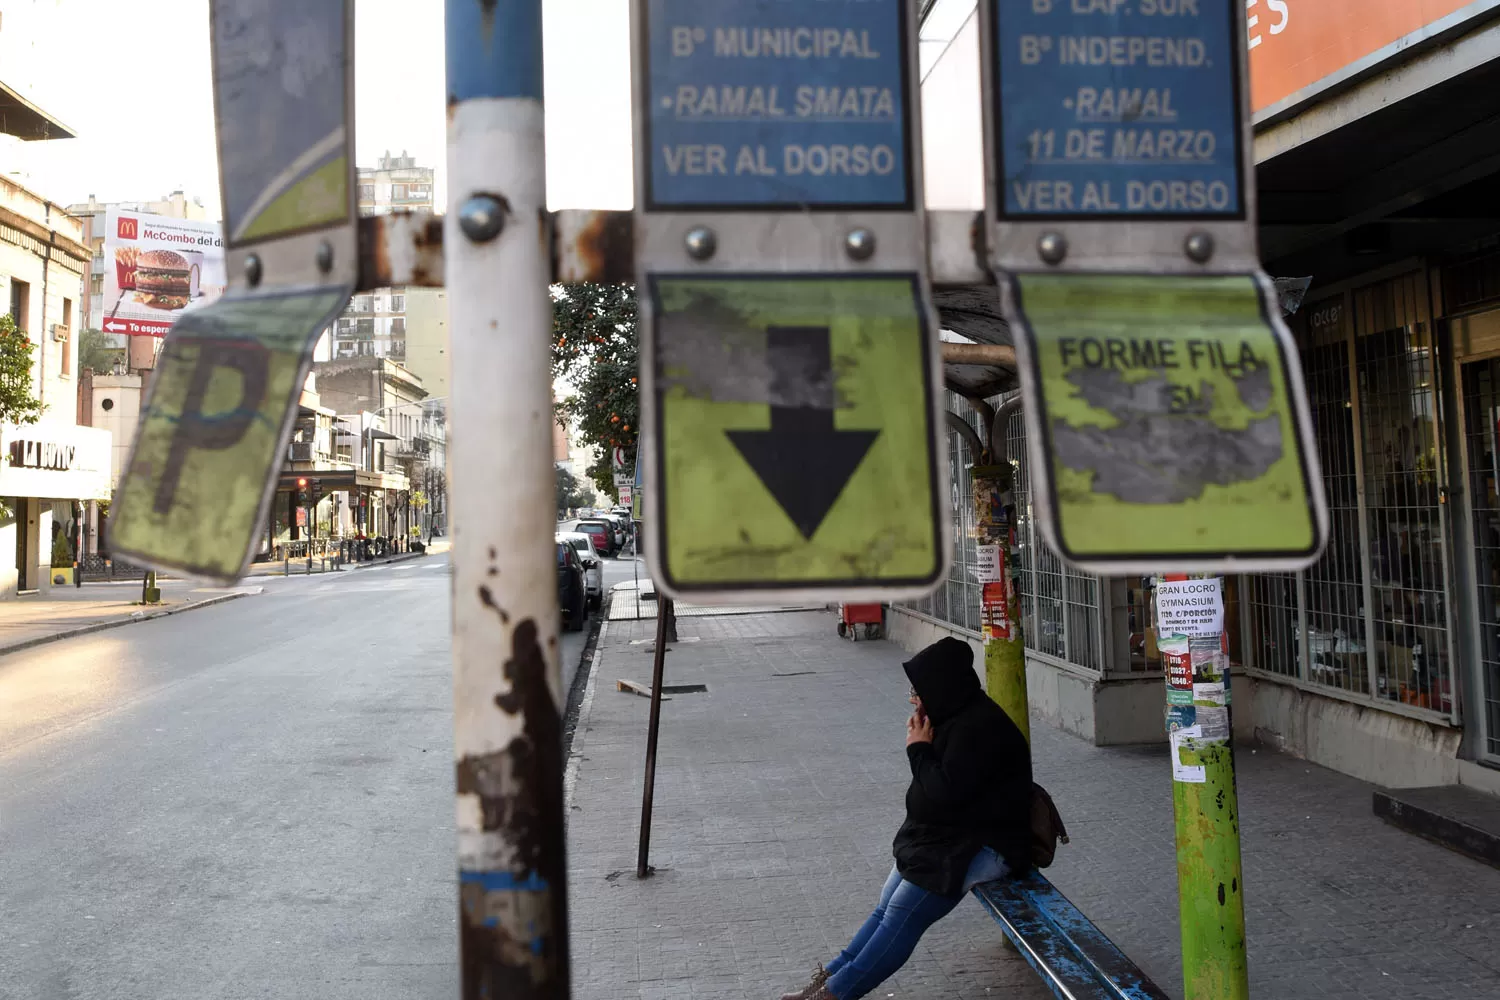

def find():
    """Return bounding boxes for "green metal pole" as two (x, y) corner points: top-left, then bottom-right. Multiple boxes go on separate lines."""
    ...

(972, 464), (1028, 743)
(1157, 575), (1248, 1000)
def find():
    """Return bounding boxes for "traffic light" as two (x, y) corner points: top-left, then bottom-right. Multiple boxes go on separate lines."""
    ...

(297, 477), (308, 506)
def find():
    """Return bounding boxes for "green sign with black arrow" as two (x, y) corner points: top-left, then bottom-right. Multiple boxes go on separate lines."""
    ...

(645, 274), (947, 599)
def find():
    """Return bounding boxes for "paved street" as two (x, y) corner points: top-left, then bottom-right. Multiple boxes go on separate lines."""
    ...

(0, 556), (459, 1000)
(10, 562), (1498, 1000)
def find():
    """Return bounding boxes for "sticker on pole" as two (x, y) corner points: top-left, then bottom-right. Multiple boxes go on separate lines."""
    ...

(212, 0), (352, 245)
(643, 0), (913, 210)
(110, 288), (352, 583)
(646, 274), (945, 597)
(1007, 272), (1327, 573)
(990, 0), (1244, 219)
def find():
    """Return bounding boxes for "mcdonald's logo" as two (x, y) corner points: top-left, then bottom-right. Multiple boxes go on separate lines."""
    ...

(116, 216), (138, 240)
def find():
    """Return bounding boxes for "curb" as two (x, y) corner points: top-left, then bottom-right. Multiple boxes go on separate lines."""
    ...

(564, 615), (609, 812)
(0, 591), (253, 658)
(247, 550), (429, 577)
(1374, 786), (1500, 870)
(348, 551), (429, 570)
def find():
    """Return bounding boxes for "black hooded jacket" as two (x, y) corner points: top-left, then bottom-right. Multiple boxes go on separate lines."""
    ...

(893, 638), (1033, 897)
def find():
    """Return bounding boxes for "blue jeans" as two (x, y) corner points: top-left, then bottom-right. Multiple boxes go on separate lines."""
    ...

(824, 848), (1009, 1000)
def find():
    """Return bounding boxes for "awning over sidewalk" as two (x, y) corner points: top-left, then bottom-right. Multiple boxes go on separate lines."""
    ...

(274, 469), (409, 493)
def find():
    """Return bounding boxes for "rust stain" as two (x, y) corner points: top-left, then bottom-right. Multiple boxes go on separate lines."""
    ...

(358, 215), (392, 290)
(491, 618), (565, 882)
(478, 584), (510, 624)
(555, 210), (633, 283)
(357, 211), (445, 291)
(455, 614), (570, 997)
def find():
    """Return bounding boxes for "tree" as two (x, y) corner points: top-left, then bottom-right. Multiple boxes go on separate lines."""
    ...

(78, 327), (121, 373)
(551, 283), (637, 499)
(0, 315), (44, 426)
(555, 464), (592, 516)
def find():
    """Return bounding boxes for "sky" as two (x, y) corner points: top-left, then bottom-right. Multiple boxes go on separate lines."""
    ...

(0, 0), (635, 213)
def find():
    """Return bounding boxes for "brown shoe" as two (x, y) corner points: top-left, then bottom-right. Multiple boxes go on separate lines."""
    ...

(778, 966), (830, 1000)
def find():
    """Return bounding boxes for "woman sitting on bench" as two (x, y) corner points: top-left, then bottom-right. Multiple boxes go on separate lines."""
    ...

(778, 638), (1033, 1000)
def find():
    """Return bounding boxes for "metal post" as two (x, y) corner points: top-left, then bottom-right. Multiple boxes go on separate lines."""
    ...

(446, 0), (567, 997)
(978, 398), (1028, 741)
(73, 500), (82, 588)
(637, 596), (671, 878)
(972, 463), (1028, 742)
(1158, 575), (1249, 1000)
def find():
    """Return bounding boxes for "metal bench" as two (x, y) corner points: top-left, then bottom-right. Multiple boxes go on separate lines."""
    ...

(972, 874), (1171, 1000)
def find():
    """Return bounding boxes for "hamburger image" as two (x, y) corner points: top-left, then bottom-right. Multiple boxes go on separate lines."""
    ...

(134, 250), (199, 310)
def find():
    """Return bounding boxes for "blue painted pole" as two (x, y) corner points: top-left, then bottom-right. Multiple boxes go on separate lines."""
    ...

(445, 1), (568, 998)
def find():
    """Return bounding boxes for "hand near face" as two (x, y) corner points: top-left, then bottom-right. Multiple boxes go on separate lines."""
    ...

(906, 711), (934, 747)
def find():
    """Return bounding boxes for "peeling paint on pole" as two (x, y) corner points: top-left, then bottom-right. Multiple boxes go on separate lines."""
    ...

(1173, 738), (1249, 1000)
(973, 463), (1029, 743)
(446, 0), (567, 994)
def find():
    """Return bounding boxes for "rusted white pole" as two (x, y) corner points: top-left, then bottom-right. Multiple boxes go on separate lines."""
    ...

(445, 0), (568, 997)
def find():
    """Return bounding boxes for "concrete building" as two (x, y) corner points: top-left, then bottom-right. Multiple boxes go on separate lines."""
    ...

(401, 288), (448, 397)
(0, 128), (110, 595)
(332, 152), (437, 363)
(297, 357), (448, 544)
(356, 150), (435, 216)
(899, 1), (1500, 798)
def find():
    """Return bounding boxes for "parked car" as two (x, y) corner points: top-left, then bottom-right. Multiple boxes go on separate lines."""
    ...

(575, 519), (616, 557)
(556, 541), (587, 632)
(600, 513), (628, 548)
(558, 531), (604, 609)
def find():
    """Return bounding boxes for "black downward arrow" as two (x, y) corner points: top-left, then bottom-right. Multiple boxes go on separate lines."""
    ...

(726, 326), (878, 540)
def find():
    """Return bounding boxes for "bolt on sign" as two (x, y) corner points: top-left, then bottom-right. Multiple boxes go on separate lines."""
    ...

(110, 0), (358, 583)
(632, 0), (948, 602)
(979, 0), (1327, 574)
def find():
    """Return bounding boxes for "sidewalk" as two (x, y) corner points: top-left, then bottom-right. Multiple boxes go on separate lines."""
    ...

(565, 609), (1500, 1000)
(247, 542), (443, 577)
(0, 578), (254, 655)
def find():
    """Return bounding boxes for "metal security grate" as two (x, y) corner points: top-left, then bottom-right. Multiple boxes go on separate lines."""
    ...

(1240, 273), (1455, 721)
(1354, 276), (1453, 711)
(1302, 337), (1367, 694)
(1461, 357), (1500, 758)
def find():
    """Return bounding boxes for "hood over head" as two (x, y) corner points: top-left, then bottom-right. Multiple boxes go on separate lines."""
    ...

(902, 637), (981, 724)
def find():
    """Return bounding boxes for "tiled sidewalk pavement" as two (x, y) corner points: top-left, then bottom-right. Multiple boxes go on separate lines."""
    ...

(566, 610), (1500, 1000)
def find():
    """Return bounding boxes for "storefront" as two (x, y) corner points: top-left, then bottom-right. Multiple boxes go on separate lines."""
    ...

(891, 259), (1500, 788)
(0, 423), (111, 596)
(264, 468), (410, 560)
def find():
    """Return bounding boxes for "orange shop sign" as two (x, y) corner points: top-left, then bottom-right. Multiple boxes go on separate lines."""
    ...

(1248, 0), (1482, 115)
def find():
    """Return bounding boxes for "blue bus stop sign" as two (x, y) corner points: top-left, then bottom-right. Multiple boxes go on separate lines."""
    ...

(991, 0), (1244, 220)
(643, 0), (914, 211)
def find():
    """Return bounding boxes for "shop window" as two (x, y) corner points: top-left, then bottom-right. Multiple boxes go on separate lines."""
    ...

(1356, 320), (1451, 710)
(1241, 275), (1454, 719)
(1302, 335), (1365, 692)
